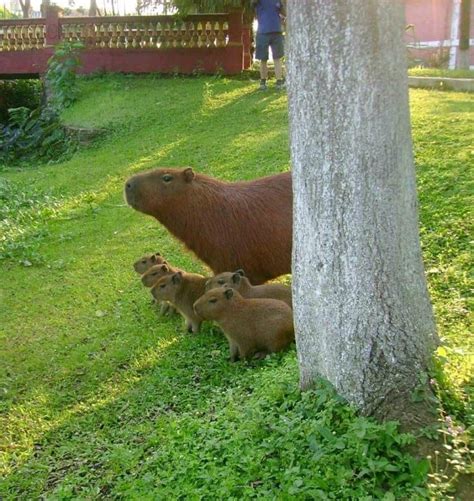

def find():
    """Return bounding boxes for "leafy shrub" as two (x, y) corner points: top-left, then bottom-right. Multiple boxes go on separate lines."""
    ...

(0, 80), (42, 124)
(0, 106), (74, 164)
(0, 42), (84, 166)
(45, 41), (84, 111)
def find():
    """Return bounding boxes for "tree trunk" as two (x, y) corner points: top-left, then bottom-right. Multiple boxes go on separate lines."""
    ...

(287, 0), (438, 420)
(458, 0), (471, 69)
(40, 0), (50, 17)
(89, 0), (98, 16)
(19, 0), (31, 18)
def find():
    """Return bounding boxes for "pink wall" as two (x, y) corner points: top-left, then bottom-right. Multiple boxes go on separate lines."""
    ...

(405, 0), (474, 67)
(406, 0), (452, 42)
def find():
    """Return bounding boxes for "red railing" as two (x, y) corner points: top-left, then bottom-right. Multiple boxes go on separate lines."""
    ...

(0, 7), (251, 77)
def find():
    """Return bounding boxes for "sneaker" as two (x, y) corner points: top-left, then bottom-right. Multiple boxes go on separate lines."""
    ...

(259, 80), (268, 91)
(275, 79), (286, 90)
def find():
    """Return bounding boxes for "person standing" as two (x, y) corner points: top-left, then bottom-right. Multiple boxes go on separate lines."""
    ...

(252, 0), (286, 91)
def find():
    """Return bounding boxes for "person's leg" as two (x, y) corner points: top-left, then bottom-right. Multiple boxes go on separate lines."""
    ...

(274, 58), (283, 80)
(271, 34), (285, 89)
(255, 33), (270, 90)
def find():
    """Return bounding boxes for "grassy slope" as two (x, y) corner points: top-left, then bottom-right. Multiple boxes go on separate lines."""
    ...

(0, 75), (472, 498)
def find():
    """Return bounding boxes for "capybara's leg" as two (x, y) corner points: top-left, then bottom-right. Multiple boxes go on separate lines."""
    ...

(167, 305), (177, 316)
(160, 302), (170, 315)
(190, 320), (201, 334)
(229, 341), (240, 362)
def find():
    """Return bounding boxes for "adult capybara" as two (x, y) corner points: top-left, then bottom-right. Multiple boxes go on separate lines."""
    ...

(193, 288), (294, 362)
(206, 269), (292, 308)
(133, 252), (167, 274)
(150, 271), (207, 334)
(124, 168), (292, 285)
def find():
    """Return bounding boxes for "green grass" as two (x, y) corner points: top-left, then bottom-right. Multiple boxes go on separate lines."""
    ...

(1, 75), (473, 498)
(408, 67), (474, 79)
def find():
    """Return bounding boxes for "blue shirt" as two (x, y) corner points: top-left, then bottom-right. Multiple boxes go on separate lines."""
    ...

(256, 0), (283, 34)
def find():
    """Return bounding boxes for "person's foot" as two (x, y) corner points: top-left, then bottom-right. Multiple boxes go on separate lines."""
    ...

(259, 79), (267, 91)
(275, 79), (286, 90)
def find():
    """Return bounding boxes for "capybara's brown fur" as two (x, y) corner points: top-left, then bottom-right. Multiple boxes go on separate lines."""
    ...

(124, 168), (292, 285)
(193, 288), (294, 361)
(141, 263), (178, 288)
(151, 271), (207, 333)
(133, 252), (167, 274)
(206, 269), (292, 308)
(141, 263), (179, 315)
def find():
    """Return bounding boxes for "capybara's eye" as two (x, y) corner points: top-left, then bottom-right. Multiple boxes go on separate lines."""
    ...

(160, 283), (166, 289)
(162, 174), (173, 183)
(218, 279), (225, 285)
(209, 298), (217, 304)
(142, 260), (147, 264)
(152, 272), (158, 276)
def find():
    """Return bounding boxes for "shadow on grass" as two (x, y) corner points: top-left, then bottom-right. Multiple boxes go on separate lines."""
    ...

(2, 312), (292, 497)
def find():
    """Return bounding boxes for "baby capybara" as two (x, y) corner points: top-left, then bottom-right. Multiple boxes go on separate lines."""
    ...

(124, 168), (292, 285)
(206, 269), (292, 308)
(141, 263), (178, 315)
(133, 252), (167, 274)
(193, 288), (294, 362)
(141, 263), (178, 288)
(151, 271), (207, 334)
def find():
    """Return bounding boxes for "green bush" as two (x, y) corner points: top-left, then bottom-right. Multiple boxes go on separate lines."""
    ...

(0, 42), (84, 166)
(45, 41), (84, 111)
(0, 80), (42, 124)
(0, 106), (74, 165)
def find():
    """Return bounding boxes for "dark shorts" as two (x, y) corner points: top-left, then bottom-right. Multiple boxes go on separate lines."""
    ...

(255, 32), (284, 61)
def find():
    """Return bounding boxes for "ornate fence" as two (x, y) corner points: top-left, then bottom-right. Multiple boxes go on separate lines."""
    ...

(0, 18), (46, 51)
(60, 15), (230, 49)
(0, 7), (252, 77)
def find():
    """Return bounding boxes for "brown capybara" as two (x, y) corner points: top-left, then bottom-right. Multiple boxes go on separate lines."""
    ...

(133, 252), (167, 274)
(124, 168), (292, 285)
(193, 288), (294, 362)
(150, 271), (207, 334)
(206, 269), (292, 308)
(141, 263), (179, 315)
(141, 263), (178, 288)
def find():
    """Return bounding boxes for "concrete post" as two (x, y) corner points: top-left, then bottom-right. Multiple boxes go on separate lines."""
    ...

(45, 5), (61, 47)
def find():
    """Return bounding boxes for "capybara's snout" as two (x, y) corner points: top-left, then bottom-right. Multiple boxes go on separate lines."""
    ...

(124, 177), (138, 207)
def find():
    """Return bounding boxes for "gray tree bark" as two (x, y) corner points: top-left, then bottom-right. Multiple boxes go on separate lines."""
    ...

(287, 0), (438, 419)
(89, 0), (98, 16)
(19, 0), (31, 18)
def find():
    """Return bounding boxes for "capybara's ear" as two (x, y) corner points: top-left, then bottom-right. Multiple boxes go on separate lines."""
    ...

(150, 255), (157, 263)
(183, 168), (195, 183)
(231, 272), (241, 284)
(154, 252), (161, 257)
(172, 272), (183, 284)
(161, 264), (170, 272)
(224, 288), (234, 300)
(235, 269), (245, 276)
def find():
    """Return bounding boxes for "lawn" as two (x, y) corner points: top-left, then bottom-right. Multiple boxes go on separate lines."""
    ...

(408, 67), (474, 79)
(0, 75), (472, 499)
